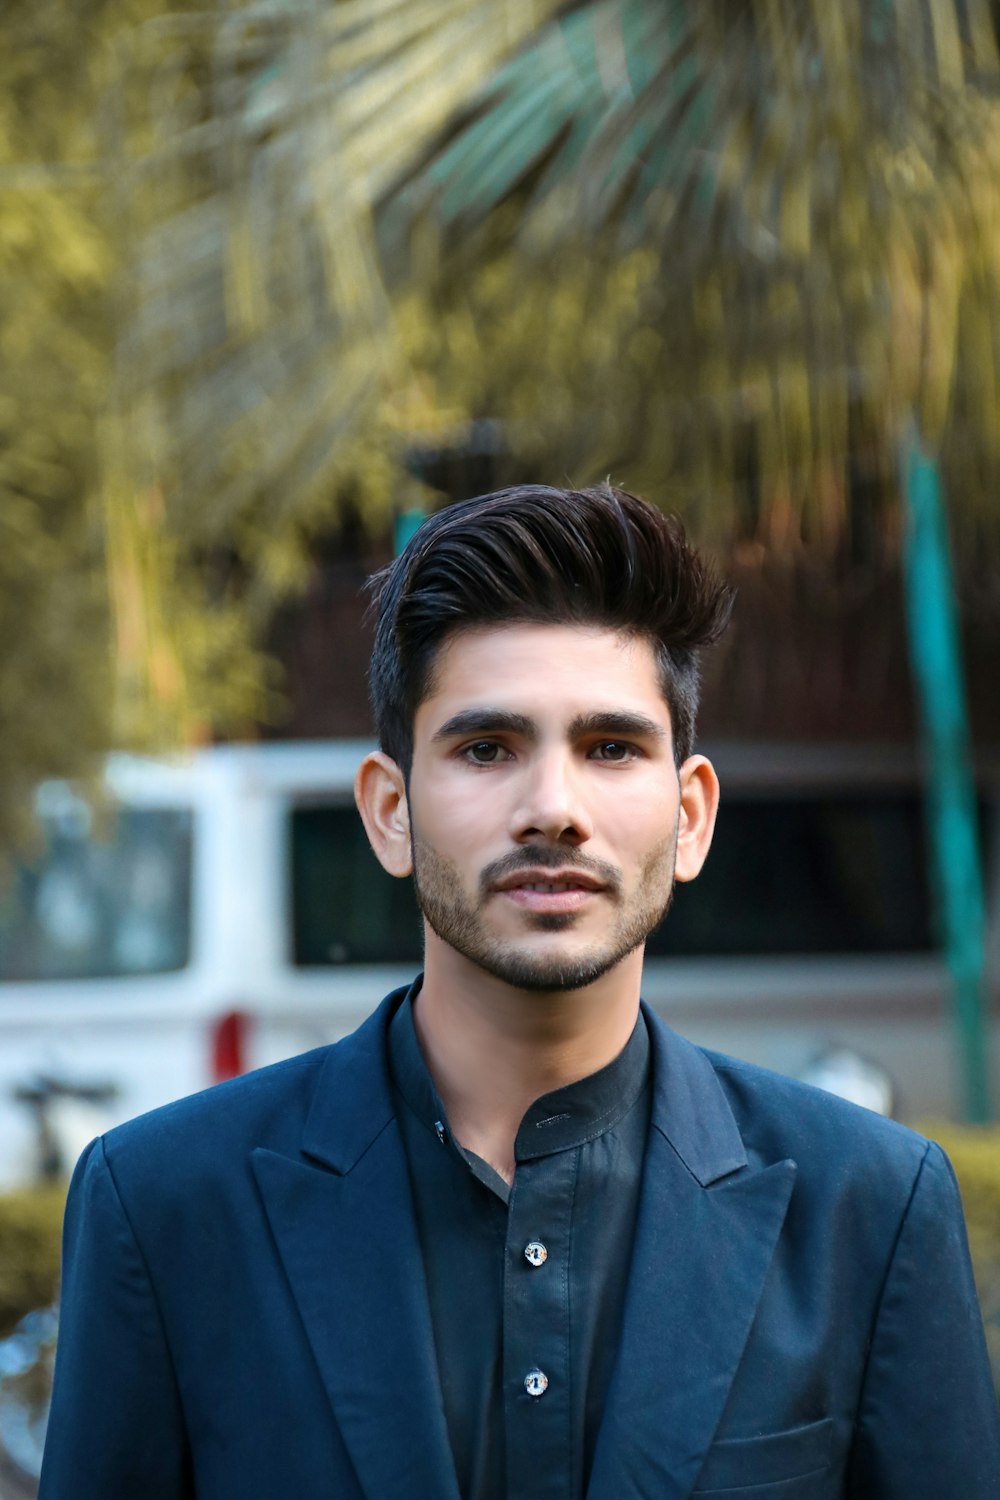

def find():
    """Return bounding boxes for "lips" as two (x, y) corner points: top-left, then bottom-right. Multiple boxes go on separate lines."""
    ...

(513, 880), (591, 893)
(491, 868), (607, 915)
(493, 870), (605, 894)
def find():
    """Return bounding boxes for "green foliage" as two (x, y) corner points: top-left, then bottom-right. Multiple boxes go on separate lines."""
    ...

(0, 7), (115, 839)
(384, 1), (1000, 577)
(0, 1184), (65, 1340)
(7, 0), (1000, 837)
(0, 3), (172, 839)
(0, 1), (561, 838)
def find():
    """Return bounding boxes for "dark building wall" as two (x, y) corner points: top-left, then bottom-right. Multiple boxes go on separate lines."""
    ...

(264, 559), (377, 740)
(265, 551), (1000, 748)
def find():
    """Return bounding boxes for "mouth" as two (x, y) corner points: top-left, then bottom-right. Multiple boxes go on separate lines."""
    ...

(494, 868), (605, 892)
(492, 869), (607, 914)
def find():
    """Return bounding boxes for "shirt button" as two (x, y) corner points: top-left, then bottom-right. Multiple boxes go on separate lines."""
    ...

(524, 1241), (548, 1267)
(524, 1368), (549, 1397)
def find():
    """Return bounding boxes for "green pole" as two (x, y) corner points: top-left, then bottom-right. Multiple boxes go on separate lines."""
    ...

(900, 426), (993, 1122)
(394, 509), (426, 555)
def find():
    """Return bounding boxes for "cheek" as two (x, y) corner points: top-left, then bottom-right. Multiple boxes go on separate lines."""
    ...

(596, 779), (678, 844)
(410, 773), (503, 851)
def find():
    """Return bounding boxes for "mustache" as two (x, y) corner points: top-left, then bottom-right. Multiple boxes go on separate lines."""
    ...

(479, 846), (622, 897)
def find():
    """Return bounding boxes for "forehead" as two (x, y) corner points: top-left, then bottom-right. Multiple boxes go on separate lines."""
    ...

(416, 623), (669, 725)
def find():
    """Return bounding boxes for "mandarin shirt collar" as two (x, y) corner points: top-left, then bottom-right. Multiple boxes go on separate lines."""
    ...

(388, 980), (650, 1165)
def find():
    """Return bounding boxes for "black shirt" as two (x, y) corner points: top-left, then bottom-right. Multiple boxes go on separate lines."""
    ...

(388, 987), (652, 1500)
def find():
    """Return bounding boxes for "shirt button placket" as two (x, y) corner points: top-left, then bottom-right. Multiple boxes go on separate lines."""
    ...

(503, 1153), (575, 1500)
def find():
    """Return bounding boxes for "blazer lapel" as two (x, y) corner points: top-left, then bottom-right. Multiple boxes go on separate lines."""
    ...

(587, 1011), (797, 1500)
(252, 997), (461, 1500)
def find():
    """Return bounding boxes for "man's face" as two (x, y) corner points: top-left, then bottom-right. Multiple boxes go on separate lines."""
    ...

(402, 623), (713, 992)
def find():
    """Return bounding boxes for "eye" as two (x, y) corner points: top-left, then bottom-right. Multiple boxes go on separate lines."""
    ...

(589, 740), (639, 763)
(461, 740), (512, 765)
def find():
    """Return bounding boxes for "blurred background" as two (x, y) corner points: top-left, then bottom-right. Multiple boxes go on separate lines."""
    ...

(2, 0), (1000, 1487)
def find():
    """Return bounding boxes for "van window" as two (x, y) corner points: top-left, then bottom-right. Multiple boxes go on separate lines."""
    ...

(0, 797), (193, 981)
(291, 804), (423, 964)
(648, 793), (938, 958)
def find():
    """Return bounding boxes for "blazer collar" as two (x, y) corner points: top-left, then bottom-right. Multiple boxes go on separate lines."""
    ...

(299, 987), (405, 1173)
(640, 1000), (749, 1185)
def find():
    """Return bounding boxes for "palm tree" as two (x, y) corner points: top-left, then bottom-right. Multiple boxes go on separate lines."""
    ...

(379, 1), (1000, 562)
(28, 0), (995, 746)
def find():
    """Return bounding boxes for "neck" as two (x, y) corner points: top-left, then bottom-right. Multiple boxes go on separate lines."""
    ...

(412, 939), (643, 1184)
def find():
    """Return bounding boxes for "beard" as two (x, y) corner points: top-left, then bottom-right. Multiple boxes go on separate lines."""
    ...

(410, 834), (677, 992)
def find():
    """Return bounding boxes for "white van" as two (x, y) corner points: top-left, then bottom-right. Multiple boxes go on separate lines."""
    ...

(0, 742), (391, 1188)
(1, 740), (997, 1187)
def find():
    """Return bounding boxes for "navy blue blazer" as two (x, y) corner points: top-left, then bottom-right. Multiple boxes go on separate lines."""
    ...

(40, 990), (1000, 1499)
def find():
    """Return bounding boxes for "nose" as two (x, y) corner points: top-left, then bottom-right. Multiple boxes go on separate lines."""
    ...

(509, 749), (594, 847)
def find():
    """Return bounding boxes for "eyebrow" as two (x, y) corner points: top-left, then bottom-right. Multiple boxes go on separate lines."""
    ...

(430, 707), (669, 746)
(568, 711), (669, 745)
(431, 709), (535, 744)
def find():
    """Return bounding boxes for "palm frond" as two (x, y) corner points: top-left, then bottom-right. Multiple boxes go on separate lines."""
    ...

(19, 0), (1000, 779)
(101, 0), (572, 735)
(110, 0), (571, 528)
(378, 0), (1000, 570)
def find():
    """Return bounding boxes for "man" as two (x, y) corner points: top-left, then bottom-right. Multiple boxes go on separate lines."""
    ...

(41, 484), (999, 1499)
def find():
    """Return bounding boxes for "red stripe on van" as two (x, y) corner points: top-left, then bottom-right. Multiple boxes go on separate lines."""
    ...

(212, 1010), (249, 1082)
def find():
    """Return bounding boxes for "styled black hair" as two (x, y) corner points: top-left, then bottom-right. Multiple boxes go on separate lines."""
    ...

(367, 483), (733, 769)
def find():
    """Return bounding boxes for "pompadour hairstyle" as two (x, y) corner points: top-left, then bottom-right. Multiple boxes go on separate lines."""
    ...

(366, 483), (734, 770)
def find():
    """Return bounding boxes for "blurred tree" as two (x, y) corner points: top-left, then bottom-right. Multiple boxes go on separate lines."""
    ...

(0, 1), (121, 840)
(0, 0), (566, 839)
(382, 1), (1000, 580)
(99, 0), (573, 751)
(6, 0), (1000, 840)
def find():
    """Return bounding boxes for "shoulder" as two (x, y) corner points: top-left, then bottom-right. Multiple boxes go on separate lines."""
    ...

(701, 1045), (942, 1226)
(103, 1043), (331, 1164)
(645, 1003), (931, 1184)
(643, 1007), (941, 1244)
(96, 993), (398, 1198)
(704, 1046), (928, 1165)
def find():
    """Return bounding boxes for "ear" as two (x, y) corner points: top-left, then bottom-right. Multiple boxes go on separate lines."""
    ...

(354, 751), (413, 877)
(674, 754), (720, 884)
